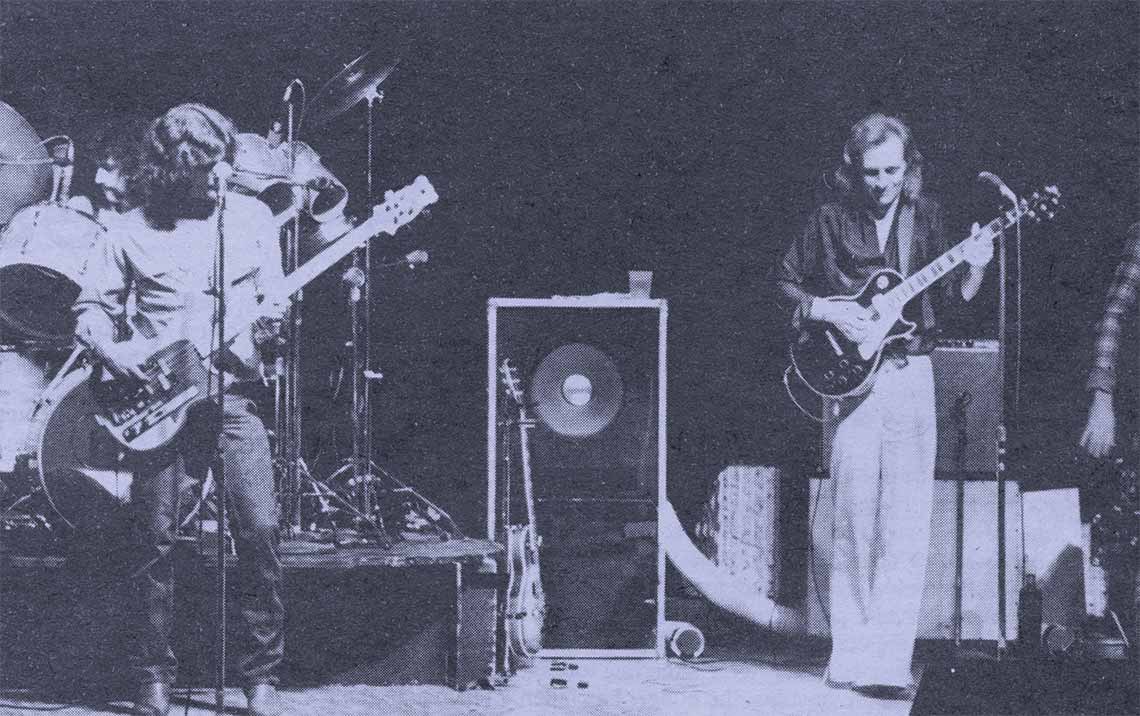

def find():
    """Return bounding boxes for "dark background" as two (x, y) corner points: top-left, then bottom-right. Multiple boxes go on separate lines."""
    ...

(2, 1), (1136, 532)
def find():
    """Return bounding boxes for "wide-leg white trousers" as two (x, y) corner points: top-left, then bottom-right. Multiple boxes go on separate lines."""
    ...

(826, 355), (936, 688)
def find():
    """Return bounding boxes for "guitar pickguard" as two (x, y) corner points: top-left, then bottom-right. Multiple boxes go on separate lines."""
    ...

(789, 268), (915, 398)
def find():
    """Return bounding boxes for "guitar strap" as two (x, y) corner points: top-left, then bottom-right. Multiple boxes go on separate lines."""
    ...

(896, 202), (915, 276)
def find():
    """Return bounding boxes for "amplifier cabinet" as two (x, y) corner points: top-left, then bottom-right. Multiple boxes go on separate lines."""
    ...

(822, 340), (1002, 474)
(488, 297), (666, 658)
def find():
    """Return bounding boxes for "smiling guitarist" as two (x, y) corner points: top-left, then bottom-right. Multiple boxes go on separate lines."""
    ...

(773, 114), (993, 700)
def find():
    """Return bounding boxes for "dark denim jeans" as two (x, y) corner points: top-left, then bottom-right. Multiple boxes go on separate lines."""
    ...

(129, 393), (283, 687)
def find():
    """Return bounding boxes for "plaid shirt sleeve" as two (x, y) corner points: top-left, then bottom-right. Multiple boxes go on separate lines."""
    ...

(1088, 223), (1140, 394)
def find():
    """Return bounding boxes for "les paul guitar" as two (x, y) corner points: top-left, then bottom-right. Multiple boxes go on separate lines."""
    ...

(500, 358), (547, 659)
(91, 175), (438, 452)
(789, 185), (1061, 399)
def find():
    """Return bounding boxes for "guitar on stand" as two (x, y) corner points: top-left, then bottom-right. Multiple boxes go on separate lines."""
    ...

(499, 358), (546, 661)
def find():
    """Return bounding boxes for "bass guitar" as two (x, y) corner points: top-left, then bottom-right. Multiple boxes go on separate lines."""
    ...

(91, 175), (438, 452)
(789, 185), (1061, 398)
(500, 358), (547, 659)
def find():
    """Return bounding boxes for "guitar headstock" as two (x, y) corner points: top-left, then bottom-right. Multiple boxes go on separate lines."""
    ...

(372, 175), (439, 232)
(1018, 185), (1062, 224)
(499, 358), (525, 407)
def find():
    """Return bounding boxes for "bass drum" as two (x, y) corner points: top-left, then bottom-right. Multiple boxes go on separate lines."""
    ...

(0, 203), (106, 342)
(0, 351), (51, 473)
(24, 365), (132, 530)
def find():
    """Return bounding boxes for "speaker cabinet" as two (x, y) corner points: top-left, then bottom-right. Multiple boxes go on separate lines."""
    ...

(488, 297), (666, 657)
(931, 339), (1001, 474)
(822, 339), (1002, 473)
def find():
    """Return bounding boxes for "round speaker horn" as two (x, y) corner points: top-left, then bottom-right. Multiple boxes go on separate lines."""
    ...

(530, 343), (623, 438)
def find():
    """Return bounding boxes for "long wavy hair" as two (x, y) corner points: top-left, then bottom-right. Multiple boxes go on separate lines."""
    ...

(89, 114), (150, 211)
(832, 113), (924, 202)
(135, 103), (236, 230)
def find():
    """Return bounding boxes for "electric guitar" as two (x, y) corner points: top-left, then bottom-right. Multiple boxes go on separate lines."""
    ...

(91, 175), (438, 452)
(500, 358), (546, 659)
(789, 186), (1061, 398)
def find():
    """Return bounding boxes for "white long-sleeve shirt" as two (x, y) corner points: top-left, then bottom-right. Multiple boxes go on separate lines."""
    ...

(74, 193), (285, 378)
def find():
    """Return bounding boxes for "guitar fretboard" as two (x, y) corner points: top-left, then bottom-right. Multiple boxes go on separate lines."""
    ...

(883, 200), (1029, 312)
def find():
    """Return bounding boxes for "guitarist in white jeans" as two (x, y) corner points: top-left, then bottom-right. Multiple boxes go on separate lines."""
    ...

(73, 104), (286, 716)
(775, 114), (992, 699)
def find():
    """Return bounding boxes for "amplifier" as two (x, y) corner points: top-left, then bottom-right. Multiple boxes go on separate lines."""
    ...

(931, 339), (1001, 474)
(821, 339), (1002, 474)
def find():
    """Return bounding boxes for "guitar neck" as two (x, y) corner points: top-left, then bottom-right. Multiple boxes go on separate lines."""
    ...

(218, 207), (389, 347)
(518, 408), (539, 531)
(885, 203), (1024, 310)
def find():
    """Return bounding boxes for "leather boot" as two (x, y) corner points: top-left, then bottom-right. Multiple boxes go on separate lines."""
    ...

(245, 683), (283, 716)
(132, 682), (171, 716)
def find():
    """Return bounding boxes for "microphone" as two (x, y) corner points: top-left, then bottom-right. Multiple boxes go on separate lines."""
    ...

(210, 160), (232, 181)
(283, 78), (303, 104)
(405, 249), (428, 268)
(977, 171), (1018, 206)
(211, 161), (234, 186)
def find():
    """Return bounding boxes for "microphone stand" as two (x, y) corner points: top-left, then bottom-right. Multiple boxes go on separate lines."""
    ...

(977, 171), (1019, 657)
(995, 200), (1012, 656)
(281, 81), (304, 537)
(211, 166), (230, 716)
(952, 391), (972, 648)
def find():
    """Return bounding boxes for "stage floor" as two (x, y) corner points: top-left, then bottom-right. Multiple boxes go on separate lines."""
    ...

(0, 646), (919, 715)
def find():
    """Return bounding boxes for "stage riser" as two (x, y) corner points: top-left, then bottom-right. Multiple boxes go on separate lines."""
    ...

(0, 554), (498, 697)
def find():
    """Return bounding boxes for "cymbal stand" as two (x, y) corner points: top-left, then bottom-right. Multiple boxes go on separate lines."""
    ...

(344, 88), (386, 529)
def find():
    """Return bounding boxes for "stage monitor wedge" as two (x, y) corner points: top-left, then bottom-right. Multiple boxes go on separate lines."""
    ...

(488, 297), (667, 658)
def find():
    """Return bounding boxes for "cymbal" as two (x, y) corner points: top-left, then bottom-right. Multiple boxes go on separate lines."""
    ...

(530, 343), (624, 438)
(304, 51), (398, 129)
(0, 101), (52, 226)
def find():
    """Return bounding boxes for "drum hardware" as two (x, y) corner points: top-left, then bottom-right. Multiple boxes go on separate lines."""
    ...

(255, 68), (395, 550)
(0, 358), (133, 532)
(0, 202), (107, 342)
(302, 51), (398, 130)
(305, 52), (408, 539)
(44, 136), (76, 205)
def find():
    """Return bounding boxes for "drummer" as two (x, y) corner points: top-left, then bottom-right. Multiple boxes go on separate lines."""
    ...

(69, 115), (151, 218)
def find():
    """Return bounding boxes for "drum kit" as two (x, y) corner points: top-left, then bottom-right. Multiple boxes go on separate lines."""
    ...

(0, 100), (124, 533)
(0, 52), (444, 543)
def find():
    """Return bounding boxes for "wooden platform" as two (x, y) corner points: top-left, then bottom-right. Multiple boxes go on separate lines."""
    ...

(0, 538), (503, 700)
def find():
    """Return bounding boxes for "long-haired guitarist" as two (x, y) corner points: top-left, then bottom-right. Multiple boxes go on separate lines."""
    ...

(773, 114), (992, 699)
(73, 103), (285, 716)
